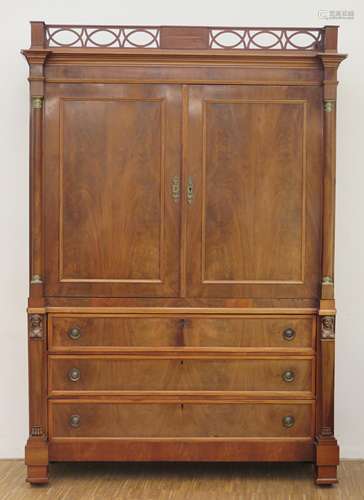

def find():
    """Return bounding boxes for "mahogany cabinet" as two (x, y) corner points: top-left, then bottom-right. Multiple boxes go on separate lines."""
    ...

(22, 23), (346, 485)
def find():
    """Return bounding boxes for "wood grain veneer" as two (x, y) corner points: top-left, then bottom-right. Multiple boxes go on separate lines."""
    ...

(49, 400), (315, 439)
(48, 356), (314, 395)
(48, 314), (315, 352)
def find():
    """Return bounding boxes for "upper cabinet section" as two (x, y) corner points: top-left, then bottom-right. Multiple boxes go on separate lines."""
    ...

(23, 23), (346, 302)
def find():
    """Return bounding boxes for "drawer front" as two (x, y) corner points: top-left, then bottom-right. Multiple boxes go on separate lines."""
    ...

(49, 401), (314, 438)
(48, 315), (314, 351)
(48, 356), (314, 394)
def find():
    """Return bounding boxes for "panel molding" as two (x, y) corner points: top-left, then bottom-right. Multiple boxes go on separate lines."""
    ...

(58, 96), (166, 284)
(201, 98), (307, 285)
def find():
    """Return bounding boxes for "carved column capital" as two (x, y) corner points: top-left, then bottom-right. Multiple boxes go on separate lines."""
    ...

(30, 425), (44, 437)
(29, 314), (43, 339)
(321, 316), (335, 340)
(32, 96), (43, 109)
(323, 101), (334, 113)
(322, 276), (334, 285)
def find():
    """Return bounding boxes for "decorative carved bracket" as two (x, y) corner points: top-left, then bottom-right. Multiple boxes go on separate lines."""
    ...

(29, 314), (43, 339)
(321, 316), (335, 340)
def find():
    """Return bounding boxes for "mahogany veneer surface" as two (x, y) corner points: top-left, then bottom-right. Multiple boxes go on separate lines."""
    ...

(49, 401), (314, 438)
(48, 315), (315, 351)
(48, 356), (314, 394)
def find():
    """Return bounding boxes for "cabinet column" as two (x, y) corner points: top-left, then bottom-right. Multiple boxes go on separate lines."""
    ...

(316, 45), (346, 485)
(29, 94), (44, 298)
(315, 314), (339, 484)
(25, 313), (48, 484)
(22, 22), (50, 484)
(321, 97), (336, 300)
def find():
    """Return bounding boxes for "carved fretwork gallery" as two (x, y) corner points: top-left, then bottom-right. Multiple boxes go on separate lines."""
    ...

(22, 22), (346, 485)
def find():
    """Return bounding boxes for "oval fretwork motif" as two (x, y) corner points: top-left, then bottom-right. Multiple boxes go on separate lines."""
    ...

(45, 25), (324, 51)
(46, 25), (161, 48)
(209, 28), (324, 50)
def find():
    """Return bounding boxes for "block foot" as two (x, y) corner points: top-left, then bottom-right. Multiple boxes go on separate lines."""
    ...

(315, 464), (338, 485)
(315, 437), (339, 486)
(26, 465), (48, 484)
(25, 436), (49, 485)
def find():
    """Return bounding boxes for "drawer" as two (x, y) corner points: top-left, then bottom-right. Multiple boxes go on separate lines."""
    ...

(48, 356), (314, 395)
(48, 315), (315, 351)
(49, 401), (314, 438)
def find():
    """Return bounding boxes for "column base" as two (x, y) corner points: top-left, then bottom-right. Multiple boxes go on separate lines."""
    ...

(315, 437), (339, 485)
(25, 436), (49, 485)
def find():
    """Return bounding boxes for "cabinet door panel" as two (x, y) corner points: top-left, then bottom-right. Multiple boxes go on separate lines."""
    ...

(45, 85), (181, 297)
(185, 85), (322, 298)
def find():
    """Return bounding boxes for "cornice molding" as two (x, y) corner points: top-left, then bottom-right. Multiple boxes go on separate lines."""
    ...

(28, 49), (330, 72)
(21, 49), (51, 66)
(318, 52), (347, 69)
(21, 47), (347, 73)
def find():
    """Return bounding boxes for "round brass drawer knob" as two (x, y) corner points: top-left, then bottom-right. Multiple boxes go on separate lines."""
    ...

(68, 367), (81, 382)
(283, 328), (296, 341)
(282, 415), (295, 428)
(68, 327), (81, 340)
(69, 414), (81, 428)
(282, 370), (295, 383)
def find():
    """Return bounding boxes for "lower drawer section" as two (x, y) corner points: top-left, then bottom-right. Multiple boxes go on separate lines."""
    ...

(49, 400), (314, 439)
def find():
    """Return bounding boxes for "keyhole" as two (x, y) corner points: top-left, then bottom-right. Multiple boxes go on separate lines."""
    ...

(177, 319), (186, 347)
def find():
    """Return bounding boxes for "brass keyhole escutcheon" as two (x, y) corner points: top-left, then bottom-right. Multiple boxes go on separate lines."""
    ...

(171, 176), (180, 202)
(187, 176), (193, 204)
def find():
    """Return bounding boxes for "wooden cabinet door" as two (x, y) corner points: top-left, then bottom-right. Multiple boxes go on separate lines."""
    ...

(185, 85), (322, 298)
(45, 85), (181, 297)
